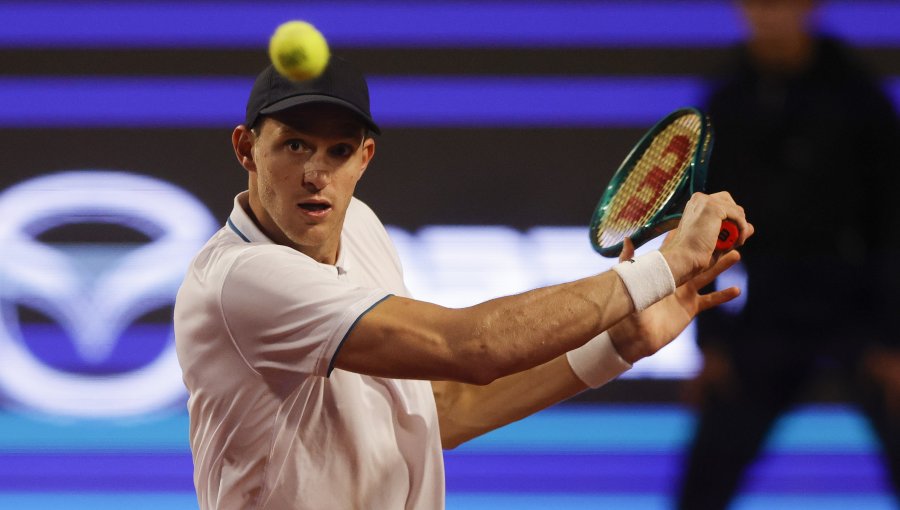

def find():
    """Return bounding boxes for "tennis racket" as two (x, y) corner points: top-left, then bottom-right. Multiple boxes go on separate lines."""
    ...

(589, 107), (739, 258)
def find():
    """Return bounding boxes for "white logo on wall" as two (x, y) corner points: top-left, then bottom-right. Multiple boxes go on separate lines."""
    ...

(0, 171), (724, 419)
(0, 171), (217, 417)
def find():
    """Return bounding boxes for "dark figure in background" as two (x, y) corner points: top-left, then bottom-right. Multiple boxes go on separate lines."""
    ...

(676, 0), (900, 508)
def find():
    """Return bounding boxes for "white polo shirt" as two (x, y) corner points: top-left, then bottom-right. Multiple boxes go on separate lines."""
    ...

(174, 192), (444, 510)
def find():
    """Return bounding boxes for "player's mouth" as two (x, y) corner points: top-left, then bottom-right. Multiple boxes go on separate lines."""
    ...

(297, 200), (332, 218)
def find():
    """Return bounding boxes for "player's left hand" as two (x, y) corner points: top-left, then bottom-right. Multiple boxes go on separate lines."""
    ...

(608, 235), (742, 363)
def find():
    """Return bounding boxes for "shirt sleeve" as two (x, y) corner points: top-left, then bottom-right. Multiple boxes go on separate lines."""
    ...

(219, 246), (391, 384)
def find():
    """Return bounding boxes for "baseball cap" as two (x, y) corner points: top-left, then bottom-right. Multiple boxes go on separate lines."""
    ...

(244, 55), (381, 134)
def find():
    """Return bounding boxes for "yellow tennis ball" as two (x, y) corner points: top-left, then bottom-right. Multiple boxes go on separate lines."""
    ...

(268, 21), (330, 81)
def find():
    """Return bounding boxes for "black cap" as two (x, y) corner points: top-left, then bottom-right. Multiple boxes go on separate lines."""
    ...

(245, 55), (380, 134)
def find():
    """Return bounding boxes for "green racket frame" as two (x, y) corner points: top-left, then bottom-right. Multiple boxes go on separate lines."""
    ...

(589, 107), (714, 257)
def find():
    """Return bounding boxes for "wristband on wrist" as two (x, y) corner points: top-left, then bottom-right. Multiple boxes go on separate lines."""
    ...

(612, 250), (676, 312)
(566, 331), (632, 389)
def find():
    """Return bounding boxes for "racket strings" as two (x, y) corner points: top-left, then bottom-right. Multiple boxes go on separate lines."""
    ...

(595, 113), (701, 248)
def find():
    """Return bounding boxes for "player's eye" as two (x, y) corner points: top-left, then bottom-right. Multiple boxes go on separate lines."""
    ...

(329, 144), (355, 158)
(286, 140), (307, 152)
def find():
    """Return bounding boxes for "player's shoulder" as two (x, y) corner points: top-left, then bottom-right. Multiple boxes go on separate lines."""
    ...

(344, 197), (390, 240)
(346, 196), (381, 223)
(343, 196), (404, 265)
(190, 226), (316, 280)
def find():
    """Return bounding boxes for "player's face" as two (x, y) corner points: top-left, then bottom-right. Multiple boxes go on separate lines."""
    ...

(244, 104), (375, 264)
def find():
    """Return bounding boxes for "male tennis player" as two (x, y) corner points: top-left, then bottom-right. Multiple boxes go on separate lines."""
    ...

(174, 56), (753, 509)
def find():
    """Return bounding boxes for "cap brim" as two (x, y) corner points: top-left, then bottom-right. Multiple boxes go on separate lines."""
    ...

(259, 94), (381, 135)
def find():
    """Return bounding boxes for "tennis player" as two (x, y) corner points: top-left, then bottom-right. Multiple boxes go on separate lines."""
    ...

(174, 56), (753, 509)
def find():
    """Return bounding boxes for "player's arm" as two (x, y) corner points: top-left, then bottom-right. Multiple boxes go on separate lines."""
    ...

(432, 241), (743, 448)
(336, 192), (751, 385)
(432, 354), (585, 449)
(337, 270), (632, 385)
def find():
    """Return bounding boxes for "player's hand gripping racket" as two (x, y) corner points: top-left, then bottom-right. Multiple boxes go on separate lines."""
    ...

(589, 107), (739, 257)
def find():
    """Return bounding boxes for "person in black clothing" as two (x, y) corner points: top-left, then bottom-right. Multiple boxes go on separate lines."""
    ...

(676, 0), (900, 508)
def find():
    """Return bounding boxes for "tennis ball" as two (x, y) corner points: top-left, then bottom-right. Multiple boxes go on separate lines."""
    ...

(268, 21), (330, 81)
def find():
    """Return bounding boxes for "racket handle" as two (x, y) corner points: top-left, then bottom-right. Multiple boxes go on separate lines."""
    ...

(716, 220), (739, 251)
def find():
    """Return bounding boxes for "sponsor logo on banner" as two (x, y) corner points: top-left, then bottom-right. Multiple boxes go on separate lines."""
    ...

(0, 171), (216, 417)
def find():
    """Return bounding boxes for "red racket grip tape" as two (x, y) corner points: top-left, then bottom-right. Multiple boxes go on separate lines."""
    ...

(716, 220), (739, 251)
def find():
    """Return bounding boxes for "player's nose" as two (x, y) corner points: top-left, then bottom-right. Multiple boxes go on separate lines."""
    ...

(303, 168), (333, 191)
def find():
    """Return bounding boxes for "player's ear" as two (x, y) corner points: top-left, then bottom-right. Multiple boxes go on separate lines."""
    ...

(358, 137), (376, 178)
(232, 125), (257, 173)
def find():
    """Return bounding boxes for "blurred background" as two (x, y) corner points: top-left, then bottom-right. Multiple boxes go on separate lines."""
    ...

(1, 1), (899, 509)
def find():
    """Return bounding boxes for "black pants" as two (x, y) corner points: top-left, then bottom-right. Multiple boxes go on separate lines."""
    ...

(675, 349), (900, 510)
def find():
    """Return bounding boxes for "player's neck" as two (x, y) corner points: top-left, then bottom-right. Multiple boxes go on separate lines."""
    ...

(243, 189), (334, 264)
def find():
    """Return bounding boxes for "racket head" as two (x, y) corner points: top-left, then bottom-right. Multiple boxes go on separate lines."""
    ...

(589, 107), (713, 257)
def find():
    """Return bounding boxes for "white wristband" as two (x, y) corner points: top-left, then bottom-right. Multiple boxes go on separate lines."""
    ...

(566, 331), (632, 389)
(612, 250), (676, 312)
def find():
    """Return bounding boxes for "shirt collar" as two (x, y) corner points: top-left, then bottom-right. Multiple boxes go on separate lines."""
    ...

(226, 191), (351, 274)
(227, 191), (271, 244)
